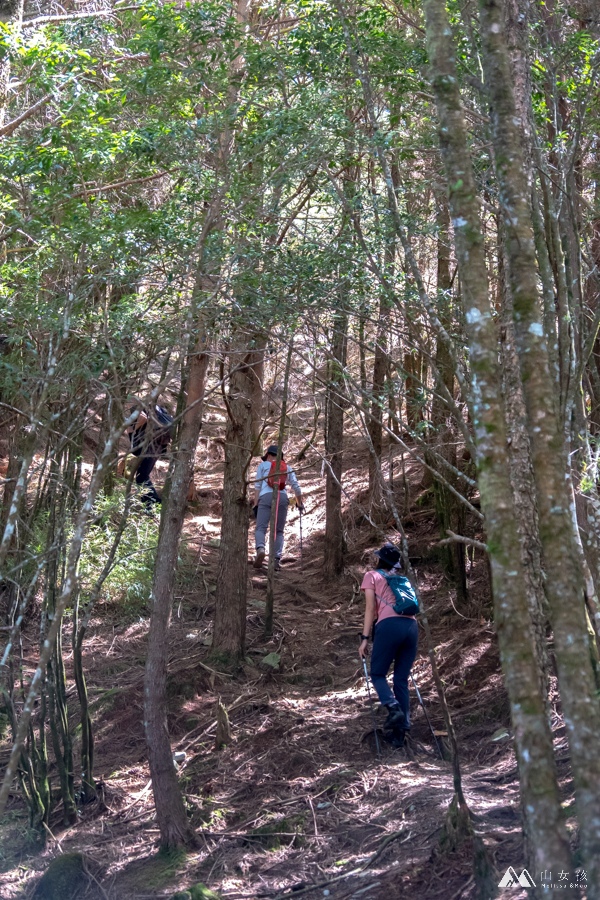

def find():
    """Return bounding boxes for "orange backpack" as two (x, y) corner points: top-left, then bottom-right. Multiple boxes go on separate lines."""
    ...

(267, 459), (288, 490)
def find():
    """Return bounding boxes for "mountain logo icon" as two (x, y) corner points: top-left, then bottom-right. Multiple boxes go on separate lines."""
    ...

(498, 867), (537, 888)
(498, 868), (520, 887)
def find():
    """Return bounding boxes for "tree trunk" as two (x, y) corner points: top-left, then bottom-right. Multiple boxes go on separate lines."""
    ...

(428, 186), (467, 602)
(324, 312), (347, 578)
(404, 346), (422, 432)
(265, 341), (294, 636)
(212, 343), (254, 660)
(249, 334), (267, 457)
(498, 225), (551, 706)
(423, 0), (574, 882)
(367, 296), (390, 511)
(480, 0), (600, 889)
(0, 0), (24, 129)
(144, 333), (209, 849)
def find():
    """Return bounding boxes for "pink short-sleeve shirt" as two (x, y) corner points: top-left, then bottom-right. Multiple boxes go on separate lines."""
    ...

(361, 570), (408, 623)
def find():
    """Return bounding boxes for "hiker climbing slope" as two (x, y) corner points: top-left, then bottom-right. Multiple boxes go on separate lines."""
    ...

(359, 543), (419, 747)
(253, 444), (304, 571)
(127, 404), (174, 505)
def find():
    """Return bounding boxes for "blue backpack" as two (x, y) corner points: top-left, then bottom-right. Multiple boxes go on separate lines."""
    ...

(377, 570), (419, 616)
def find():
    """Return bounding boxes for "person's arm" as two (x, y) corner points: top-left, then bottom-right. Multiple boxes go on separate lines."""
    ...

(286, 467), (304, 509)
(359, 588), (377, 659)
(254, 462), (264, 507)
(128, 410), (147, 435)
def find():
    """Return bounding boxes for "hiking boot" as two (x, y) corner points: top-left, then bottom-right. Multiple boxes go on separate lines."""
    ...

(253, 548), (265, 569)
(383, 703), (406, 732)
(391, 729), (407, 748)
(274, 558), (281, 572)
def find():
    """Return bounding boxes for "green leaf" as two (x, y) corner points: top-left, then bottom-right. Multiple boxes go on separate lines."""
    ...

(261, 652), (281, 669)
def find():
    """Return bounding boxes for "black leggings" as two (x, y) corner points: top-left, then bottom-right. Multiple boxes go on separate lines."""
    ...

(370, 617), (418, 727)
(134, 454), (160, 502)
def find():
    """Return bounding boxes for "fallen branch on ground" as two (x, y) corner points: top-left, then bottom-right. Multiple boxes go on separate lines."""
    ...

(264, 829), (409, 900)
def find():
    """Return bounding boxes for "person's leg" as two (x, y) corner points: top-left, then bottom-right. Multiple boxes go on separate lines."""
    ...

(391, 619), (419, 728)
(369, 619), (399, 707)
(135, 456), (160, 502)
(274, 492), (289, 559)
(255, 494), (272, 550)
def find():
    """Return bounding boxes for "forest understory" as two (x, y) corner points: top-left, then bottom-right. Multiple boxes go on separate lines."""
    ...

(0, 417), (573, 900)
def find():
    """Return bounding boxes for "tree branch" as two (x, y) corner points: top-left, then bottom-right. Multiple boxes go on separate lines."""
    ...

(0, 93), (53, 138)
(438, 530), (487, 553)
(22, 6), (140, 27)
(72, 170), (171, 199)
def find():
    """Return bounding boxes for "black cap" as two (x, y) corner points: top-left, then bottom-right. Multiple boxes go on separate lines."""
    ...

(262, 444), (283, 462)
(374, 543), (401, 567)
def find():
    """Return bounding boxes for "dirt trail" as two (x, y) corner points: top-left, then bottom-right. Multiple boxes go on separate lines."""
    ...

(0, 431), (571, 900)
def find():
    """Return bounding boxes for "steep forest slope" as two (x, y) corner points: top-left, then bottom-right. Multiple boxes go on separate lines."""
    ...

(0, 420), (570, 900)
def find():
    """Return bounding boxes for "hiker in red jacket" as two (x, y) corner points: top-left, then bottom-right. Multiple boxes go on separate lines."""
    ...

(253, 445), (304, 571)
(359, 543), (419, 746)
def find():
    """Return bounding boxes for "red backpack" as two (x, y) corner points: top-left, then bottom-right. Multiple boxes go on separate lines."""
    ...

(267, 459), (288, 490)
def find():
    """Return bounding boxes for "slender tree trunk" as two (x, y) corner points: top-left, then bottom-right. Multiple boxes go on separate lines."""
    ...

(498, 226), (551, 706)
(0, 410), (139, 820)
(367, 296), (390, 509)
(212, 342), (254, 659)
(428, 187), (466, 601)
(324, 312), (347, 578)
(422, 0), (574, 883)
(404, 345), (422, 432)
(0, 0), (24, 129)
(358, 308), (368, 406)
(265, 341), (294, 635)
(144, 333), (209, 849)
(249, 334), (267, 457)
(480, 2), (600, 890)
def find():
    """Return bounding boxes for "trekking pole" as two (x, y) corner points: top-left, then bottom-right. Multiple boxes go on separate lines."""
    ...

(361, 657), (381, 760)
(410, 673), (443, 759)
(299, 506), (303, 566)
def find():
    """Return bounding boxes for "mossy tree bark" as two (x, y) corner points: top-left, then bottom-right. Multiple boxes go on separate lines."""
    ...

(480, 0), (600, 889)
(422, 0), (574, 883)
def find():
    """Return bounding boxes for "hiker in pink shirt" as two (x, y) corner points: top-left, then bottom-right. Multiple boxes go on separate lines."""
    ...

(359, 543), (419, 746)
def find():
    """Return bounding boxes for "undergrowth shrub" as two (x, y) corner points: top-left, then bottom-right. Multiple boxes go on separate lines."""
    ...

(78, 488), (159, 619)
